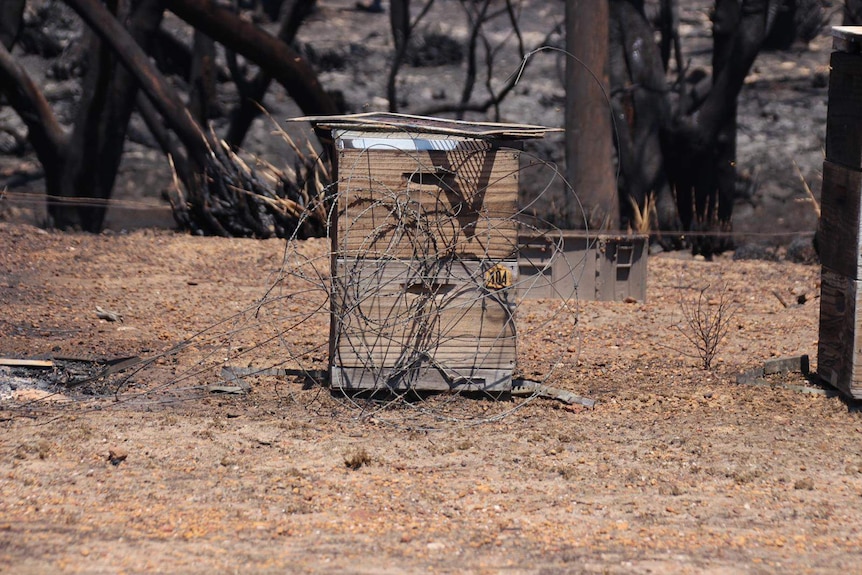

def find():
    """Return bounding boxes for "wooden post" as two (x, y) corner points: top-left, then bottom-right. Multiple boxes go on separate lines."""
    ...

(818, 27), (862, 398)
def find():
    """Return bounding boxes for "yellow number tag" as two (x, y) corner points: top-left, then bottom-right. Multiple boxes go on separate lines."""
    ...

(484, 264), (513, 290)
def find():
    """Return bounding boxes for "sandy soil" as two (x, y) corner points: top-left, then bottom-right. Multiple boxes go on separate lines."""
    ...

(3, 221), (861, 574)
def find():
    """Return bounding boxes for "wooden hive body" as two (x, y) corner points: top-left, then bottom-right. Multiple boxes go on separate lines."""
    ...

(818, 27), (862, 399)
(330, 258), (517, 391)
(303, 114), (555, 392)
(517, 231), (648, 302)
(335, 144), (520, 261)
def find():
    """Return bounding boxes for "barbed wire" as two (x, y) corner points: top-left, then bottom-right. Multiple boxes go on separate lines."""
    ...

(0, 139), (588, 430)
(0, 129), (819, 430)
(0, 183), (819, 240)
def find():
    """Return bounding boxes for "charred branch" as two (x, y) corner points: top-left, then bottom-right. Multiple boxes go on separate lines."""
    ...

(0, 40), (68, 194)
(188, 31), (219, 123)
(168, 0), (339, 119)
(387, 0), (436, 112)
(64, 0), (210, 164)
(225, 0), (318, 149)
(415, 23), (560, 119)
(149, 27), (232, 84)
(457, 0), (491, 118)
(58, 0), (330, 238)
(52, 0), (165, 231)
(0, 0), (26, 50)
(668, 0), (777, 154)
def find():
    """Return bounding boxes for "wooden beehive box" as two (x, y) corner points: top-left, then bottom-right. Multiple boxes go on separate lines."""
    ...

(330, 258), (517, 391)
(518, 231), (648, 302)
(303, 113), (556, 392)
(335, 135), (520, 261)
(818, 27), (862, 399)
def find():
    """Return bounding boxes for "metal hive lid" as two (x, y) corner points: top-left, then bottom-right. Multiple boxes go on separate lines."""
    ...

(291, 112), (559, 139)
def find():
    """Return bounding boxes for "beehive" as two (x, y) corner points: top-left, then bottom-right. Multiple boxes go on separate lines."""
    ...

(518, 231), (648, 302)
(818, 27), (862, 398)
(303, 113), (555, 392)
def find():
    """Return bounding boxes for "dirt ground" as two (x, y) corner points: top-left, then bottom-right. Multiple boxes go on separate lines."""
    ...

(2, 221), (862, 574)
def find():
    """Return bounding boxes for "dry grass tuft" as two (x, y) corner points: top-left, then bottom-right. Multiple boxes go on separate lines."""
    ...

(629, 193), (656, 235)
(344, 448), (372, 470)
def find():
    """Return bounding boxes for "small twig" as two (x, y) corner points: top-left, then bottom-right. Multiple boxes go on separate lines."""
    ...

(771, 290), (789, 308)
(792, 160), (820, 218)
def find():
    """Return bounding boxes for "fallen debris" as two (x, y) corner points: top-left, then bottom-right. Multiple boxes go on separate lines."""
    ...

(0, 356), (140, 397)
(0, 358), (53, 368)
(107, 449), (128, 466)
(735, 355), (836, 396)
(764, 355), (809, 375)
(208, 367), (252, 394)
(512, 380), (597, 408)
(57, 356), (141, 388)
(219, 366), (326, 390)
(216, 366), (597, 408)
(95, 306), (122, 322)
(771, 290), (789, 308)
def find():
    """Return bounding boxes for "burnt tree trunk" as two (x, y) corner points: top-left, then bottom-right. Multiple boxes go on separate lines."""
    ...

(609, 0), (677, 235)
(663, 0), (779, 256)
(188, 30), (218, 124)
(661, 0), (741, 253)
(456, 0), (490, 120)
(225, 0), (318, 149)
(386, 0), (412, 112)
(64, 0), (208, 159)
(565, 0), (617, 229)
(52, 0), (164, 231)
(0, 0), (26, 49)
(62, 0), (334, 237)
(710, 0), (739, 251)
(845, 0), (862, 24)
(64, 0), (229, 236)
(658, 0), (682, 74)
(0, 40), (68, 200)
